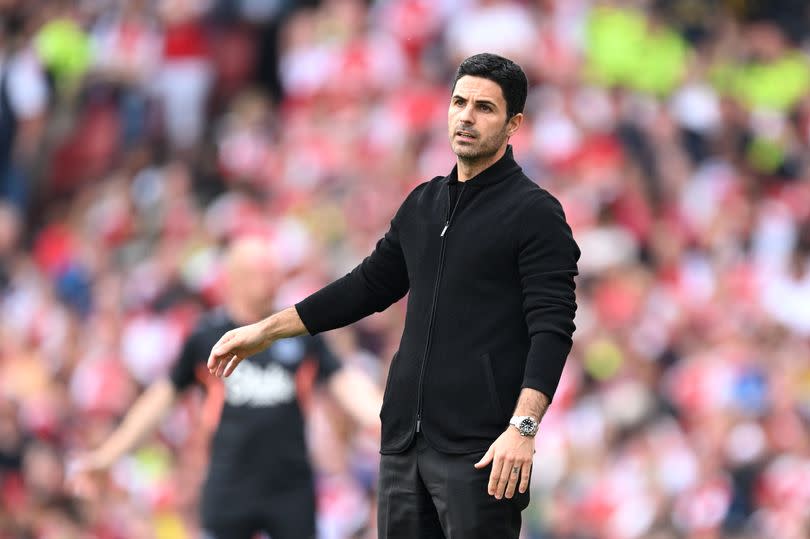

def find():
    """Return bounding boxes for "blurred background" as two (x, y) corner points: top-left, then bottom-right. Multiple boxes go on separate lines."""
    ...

(1, 0), (810, 537)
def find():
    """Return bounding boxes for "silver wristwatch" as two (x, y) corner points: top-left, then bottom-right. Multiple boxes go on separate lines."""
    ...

(509, 415), (539, 437)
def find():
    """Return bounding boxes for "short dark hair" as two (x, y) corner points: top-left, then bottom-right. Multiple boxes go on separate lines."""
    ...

(452, 53), (528, 119)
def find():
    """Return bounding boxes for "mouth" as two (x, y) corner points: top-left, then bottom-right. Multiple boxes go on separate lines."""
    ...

(455, 129), (477, 142)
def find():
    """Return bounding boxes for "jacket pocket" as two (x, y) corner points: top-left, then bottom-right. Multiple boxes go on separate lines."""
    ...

(379, 352), (399, 418)
(480, 353), (504, 418)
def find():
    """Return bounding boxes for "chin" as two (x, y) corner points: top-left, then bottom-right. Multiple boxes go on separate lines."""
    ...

(452, 144), (480, 159)
(457, 149), (498, 163)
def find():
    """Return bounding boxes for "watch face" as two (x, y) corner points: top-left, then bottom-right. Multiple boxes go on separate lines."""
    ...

(519, 417), (536, 434)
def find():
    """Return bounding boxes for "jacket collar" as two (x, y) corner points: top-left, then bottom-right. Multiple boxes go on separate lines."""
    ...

(446, 145), (522, 187)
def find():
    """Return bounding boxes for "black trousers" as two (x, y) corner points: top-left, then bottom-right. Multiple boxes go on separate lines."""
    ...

(201, 483), (316, 539)
(378, 433), (529, 539)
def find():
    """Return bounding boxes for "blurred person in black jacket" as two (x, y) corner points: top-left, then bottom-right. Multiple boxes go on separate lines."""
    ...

(207, 53), (580, 539)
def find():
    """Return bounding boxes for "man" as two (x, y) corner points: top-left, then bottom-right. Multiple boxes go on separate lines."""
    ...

(207, 53), (580, 538)
(0, 11), (48, 209)
(69, 236), (382, 539)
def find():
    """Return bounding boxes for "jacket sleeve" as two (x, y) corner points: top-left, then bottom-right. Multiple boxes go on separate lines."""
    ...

(517, 191), (580, 401)
(294, 193), (413, 335)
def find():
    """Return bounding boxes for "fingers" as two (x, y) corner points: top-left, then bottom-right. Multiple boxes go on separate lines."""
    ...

(492, 459), (530, 499)
(207, 332), (235, 373)
(518, 462), (532, 494)
(213, 354), (237, 378)
(209, 332), (245, 378)
(215, 354), (227, 377)
(474, 446), (494, 469)
(481, 447), (533, 499)
(223, 355), (242, 377)
(494, 458), (514, 499)
(504, 461), (523, 499)
(487, 454), (504, 497)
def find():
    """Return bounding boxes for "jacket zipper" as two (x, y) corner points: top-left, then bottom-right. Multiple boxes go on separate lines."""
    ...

(415, 181), (467, 433)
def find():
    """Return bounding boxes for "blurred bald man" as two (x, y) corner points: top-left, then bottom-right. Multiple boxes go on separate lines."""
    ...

(69, 236), (382, 539)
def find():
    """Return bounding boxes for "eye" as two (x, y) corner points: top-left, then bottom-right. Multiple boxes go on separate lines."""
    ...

(478, 104), (492, 112)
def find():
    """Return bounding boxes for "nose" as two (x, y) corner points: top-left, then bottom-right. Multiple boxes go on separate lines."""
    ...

(457, 102), (475, 125)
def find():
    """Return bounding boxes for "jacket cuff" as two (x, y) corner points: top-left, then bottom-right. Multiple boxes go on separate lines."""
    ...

(521, 332), (573, 402)
(294, 297), (322, 335)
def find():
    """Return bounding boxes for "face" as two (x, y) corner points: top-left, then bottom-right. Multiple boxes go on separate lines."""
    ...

(448, 76), (522, 164)
(225, 239), (281, 315)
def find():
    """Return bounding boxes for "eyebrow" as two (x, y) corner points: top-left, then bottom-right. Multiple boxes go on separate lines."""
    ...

(451, 94), (499, 108)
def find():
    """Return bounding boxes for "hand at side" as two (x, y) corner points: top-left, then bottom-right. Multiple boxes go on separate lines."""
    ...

(473, 427), (535, 499)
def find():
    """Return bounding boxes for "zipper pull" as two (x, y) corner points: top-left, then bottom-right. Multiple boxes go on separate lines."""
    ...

(440, 222), (449, 237)
(416, 416), (422, 432)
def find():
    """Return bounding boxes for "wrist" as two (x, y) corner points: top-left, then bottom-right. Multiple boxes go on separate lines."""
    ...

(509, 415), (540, 437)
(259, 311), (289, 344)
(258, 315), (278, 344)
(261, 306), (305, 341)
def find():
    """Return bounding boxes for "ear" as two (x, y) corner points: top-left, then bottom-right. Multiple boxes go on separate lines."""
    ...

(506, 113), (523, 137)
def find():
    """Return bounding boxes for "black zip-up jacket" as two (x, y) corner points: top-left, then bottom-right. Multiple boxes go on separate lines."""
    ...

(296, 147), (579, 454)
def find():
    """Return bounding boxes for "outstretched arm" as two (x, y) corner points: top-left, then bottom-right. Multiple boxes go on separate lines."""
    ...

(208, 187), (418, 378)
(68, 379), (177, 496)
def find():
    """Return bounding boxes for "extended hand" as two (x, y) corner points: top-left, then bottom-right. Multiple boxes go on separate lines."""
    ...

(473, 427), (535, 499)
(65, 452), (111, 499)
(207, 321), (272, 377)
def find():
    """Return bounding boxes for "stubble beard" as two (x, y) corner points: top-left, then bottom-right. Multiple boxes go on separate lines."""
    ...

(452, 126), (510, 168)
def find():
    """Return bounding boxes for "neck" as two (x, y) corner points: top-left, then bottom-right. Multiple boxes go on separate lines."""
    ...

(456, 144), (508, 182)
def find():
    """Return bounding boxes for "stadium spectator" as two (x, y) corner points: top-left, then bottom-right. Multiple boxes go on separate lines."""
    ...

(0, 11), (48, 210)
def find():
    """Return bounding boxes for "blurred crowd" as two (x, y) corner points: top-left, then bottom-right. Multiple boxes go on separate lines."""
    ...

(1, 0), (810, 537)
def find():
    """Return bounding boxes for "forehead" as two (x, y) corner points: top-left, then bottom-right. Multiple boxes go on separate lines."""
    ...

(452, 76), (506, 105)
